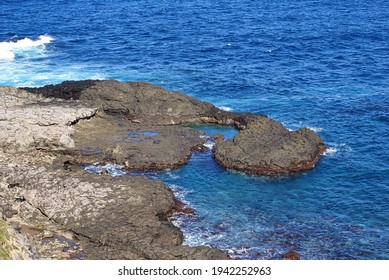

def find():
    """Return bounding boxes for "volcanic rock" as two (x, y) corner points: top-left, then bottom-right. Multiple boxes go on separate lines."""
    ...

(69, 116), (206, 170)
(0, 80), (327, 260)
(0, 154), (227, 260)
(23, 80), (217, 125)
(0, 86), (97, 151)
(213, 116), (326, 175)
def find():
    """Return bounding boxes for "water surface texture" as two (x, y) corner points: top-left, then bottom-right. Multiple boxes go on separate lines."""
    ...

(1, 0), (388, 259)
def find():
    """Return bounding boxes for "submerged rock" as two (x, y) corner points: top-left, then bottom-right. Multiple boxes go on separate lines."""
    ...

(213, 117), (326, 175)
(282, 250), (301, 260)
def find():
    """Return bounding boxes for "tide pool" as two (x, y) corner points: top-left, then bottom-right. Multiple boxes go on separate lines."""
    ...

(1, 0), (388, 259)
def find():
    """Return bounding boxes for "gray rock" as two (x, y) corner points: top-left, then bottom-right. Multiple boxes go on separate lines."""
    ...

(213, 116), (326, 175)
(23, 80), (218, 125)
(0, 79), (326, 260)
(69, 116), (206, 170)
(0, 86), (97, 151)
(0, 160), (227, 260)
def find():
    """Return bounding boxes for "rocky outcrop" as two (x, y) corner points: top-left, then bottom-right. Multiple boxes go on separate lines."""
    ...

(0, 85), (207, 170)
(0, 153), (227, 260)
(0, 80), (326, 260)
(23, 80), (264, 128)
(69, 117), (207, 170)
(213, 116), (326, 175)
(20, 80), (325, 174)
(0, 84), (229, 259)
(23, 80), (217, 125)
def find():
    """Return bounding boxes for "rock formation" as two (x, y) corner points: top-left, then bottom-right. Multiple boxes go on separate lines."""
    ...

(0, 153), (226, 259)
(213, 116), (326, 175)
(0, 80), (326, 259)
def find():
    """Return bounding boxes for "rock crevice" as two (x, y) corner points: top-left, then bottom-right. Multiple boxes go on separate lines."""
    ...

(0, 80), (326, 259)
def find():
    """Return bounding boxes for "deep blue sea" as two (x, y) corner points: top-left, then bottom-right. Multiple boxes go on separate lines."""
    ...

(1, 0), (388, 259)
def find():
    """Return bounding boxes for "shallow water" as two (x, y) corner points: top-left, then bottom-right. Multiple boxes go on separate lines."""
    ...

(1, 0), (388, 259)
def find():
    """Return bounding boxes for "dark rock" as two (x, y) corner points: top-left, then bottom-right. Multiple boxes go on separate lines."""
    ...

(194, 145), (209, 152)
(173, 201), (196, 216)
(69, 118), (206, 170)
(23, 80), (218, 125)
(20, 80), (326, 174)
(213, 117), (326, 175)
(282, 250), (300, 260)
(99, 169), (109, 175)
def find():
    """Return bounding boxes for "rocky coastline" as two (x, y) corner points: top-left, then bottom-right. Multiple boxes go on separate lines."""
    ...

(0, 80), (325, 259)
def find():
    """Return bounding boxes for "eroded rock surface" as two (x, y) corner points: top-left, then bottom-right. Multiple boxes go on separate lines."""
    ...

(20, 81), (211, 169)
(0, 153), (227, 260)
(0, 80), (326, 259)
(213, 117), (326, 175)
(70, 116), (206, 170)
(23, 80), (217, 125)
(0, 86), (97, 151)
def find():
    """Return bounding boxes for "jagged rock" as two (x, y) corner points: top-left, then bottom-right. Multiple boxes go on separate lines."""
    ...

(210, 134), (225, 146)
(213, 116), (326, 175)
(19, 80), (327, 173)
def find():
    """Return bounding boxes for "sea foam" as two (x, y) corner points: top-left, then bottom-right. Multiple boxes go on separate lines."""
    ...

(217, 106), (233, 112)
(0, 35), (54, 60)
(323, 147), (338, 156)
(84, 163), (126, 177)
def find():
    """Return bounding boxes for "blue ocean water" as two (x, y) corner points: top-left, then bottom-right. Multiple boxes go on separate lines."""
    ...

(1, 0), (388, 259)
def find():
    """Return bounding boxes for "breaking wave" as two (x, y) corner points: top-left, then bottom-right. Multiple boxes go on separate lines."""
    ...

(0, 35), (54, 61)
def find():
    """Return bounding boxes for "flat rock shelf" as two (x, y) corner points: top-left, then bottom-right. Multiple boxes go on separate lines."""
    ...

(0, 80), (325, 259)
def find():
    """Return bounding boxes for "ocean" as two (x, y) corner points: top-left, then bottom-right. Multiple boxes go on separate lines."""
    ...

(0, 0), (388, 259)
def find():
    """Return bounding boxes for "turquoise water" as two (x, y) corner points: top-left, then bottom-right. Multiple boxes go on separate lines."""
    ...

(1, 0), (388, 259)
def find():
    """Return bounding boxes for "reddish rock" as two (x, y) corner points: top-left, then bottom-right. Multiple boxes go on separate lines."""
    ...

(282, 250), (301, 260)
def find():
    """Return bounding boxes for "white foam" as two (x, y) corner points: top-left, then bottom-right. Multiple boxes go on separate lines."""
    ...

(0, 49), (14, 60)
(217, 106), (233, 112)
(165, 171), (180, 180)
(323, 147), (337, 156)
(168, 184), (192, 203)
(0, 35), (54, 61)
(84, 163), (126, 177)
(307, 126), (324, 133)
(204, 140), (215, 149)
(281, 121), (325, 134)
(323, 143), (352, 156)
(228, 247), (250, 255)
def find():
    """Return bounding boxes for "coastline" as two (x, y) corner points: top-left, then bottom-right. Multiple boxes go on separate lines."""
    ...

(0, 80), (325, 259)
